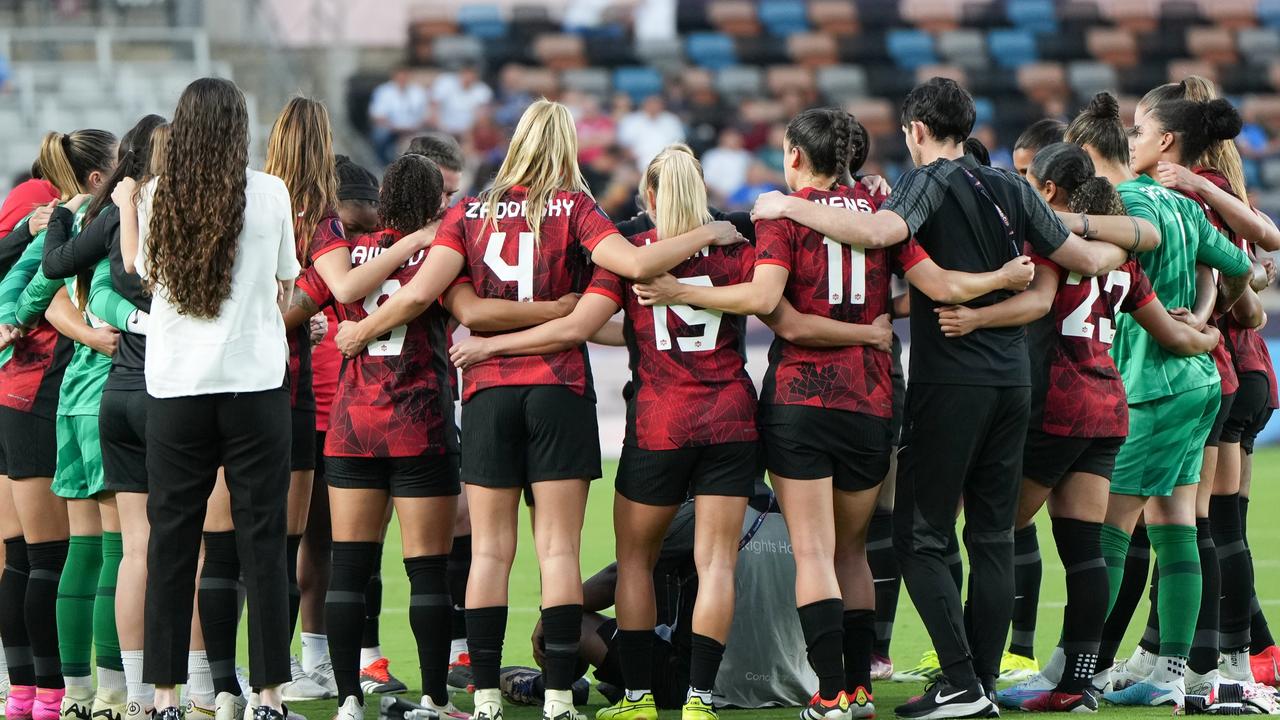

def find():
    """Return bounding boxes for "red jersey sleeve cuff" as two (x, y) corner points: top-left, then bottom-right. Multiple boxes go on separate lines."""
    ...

(309, 241), (352, 262)
(755, 257), (791, 271)
(584, 285), (624, 306)
(1132, 292), (1156, 310)
(1029, 253), (1061, 272)
(448, 275), (472, 290)
(580, 227), (617, 252)
(432, 235), (465, 254)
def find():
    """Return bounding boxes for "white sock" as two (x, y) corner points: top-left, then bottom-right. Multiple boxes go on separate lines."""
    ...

(359, 647), (382, 667)
(122, 650), (155, 704)
(66, 675), (93, 690)
(687, 687), (712, 704)
(1150, 656), (1187, 685)
(1041, 646), (1066, 685)
(1221, 651), (1253, 682)
(98, 667), (126, 692)
(625, 688), (652, 702)
(301, 633), (330, 674)
(449, 638), (468, 664)
(186, 651), (215, 704)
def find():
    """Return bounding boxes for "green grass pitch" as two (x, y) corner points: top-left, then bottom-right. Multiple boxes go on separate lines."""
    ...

(282, 447), (1280, 719)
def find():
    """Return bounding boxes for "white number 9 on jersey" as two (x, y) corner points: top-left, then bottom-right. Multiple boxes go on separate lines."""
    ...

(363, 279), (408, 356)
(652, 275), (722, 353)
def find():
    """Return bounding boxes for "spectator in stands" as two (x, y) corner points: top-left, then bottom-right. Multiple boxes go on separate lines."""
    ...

(368, 66), (429, 164)
(494, 64), (533, 129)
(618, 94), (685, 170)
(633, 0), (677, 42)
(725, 160), (784, 212)
(582, 144), (641, 220)
(1236, 107), (1277, 159)
(1011, 118), (1066, 177)
(701, 127), (753, 205)
(755, 124), (787, 178)
(568, 92), (616, 166)
(430, 64), (493, 136)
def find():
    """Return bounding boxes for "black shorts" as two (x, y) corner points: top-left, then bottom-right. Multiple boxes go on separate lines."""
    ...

(1222, 372), (1272, 448)
(1206, 391), (1237, 446)
(325, 454), (461, 498)
(291, 408), (317, 471)
(0, 406), (56, 479)
(616, 442), (760, 506)
(1022, 428), (1125, 488)
(760, 404), (891, 492)
(460, 385), (601, 488)
(595, 618), (682, 709)
(100, 389), (148, 493)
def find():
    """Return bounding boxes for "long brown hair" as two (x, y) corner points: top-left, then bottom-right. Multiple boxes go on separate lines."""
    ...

(263, 97), (339, 265)
(145, 78), (249, 319)
(1141, 77), (1249, 201)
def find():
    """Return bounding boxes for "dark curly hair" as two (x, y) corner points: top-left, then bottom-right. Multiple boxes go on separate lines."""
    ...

(786, 107), (858, 179)
(1029, 142), (1124, 216)
(145, 78), (249, 319)
(1065, 92), (1129, 166)
(378, 154), (444, 236)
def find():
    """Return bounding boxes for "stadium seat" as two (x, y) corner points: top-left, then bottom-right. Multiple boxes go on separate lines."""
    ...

(1240, 28), (1280, 62)
(1206, 0), (1264, 30)
(1038, 30), (1088, 61)
(1160, 1), (1206, 32)
(1244, 157), (1262, 188)
(585, 35), (637, 67)
(865, 63), (920, 97)
(839, 31), (889, 64)
(987, 28), (1037, 68)
(737, 35), (791, 65)
(409, 6), (458, 38)
(1086, 28), (1139, 67)
(560, 68), (611, 96)
(855, 0), (902, 29)
(1006, 0), (1058, 33)
(766, 65), (816, 97)
(457, 4), (507, 39)
(1016, 62), (1069, 103)
(1261, 156), (1280, 188)
(1059, 0), (1104, 30)
(511, 4), (556, 41)
(967, 65), (1019, 96)
(1138, 30), (1189, 61)
(809, 0), (860, 34)
(937, 29), (989, 68)
(1067, 60), (1118, 98)
(1263, 0), (1280, 28)
(1119, 63), (1170, 95)
(686, 32), (738, 69)
(760, 0), (809, 35)
(613, 66), (664, 102)
(635, 37), (685, 73)
(432, 35), (484, 67)
(708, 0), (761, 36)
(1187, 26), (1239, 64)
(715, 65), (764, 100)
(887, 29), (938, 69)
(962, 0), (1007, 28)
(1167, 58), (1217, 84)
(533, 33), (587, 70)
(816, 64), (869, 102)
(681, 67), (715, 94)
(846, 98), (897, 136)
(787, 32), (839, 67)
(1220, 63), (1273, 94)
(902, 0), (963, 33)
(676, 1), (712, 32)
(915, 63), (968, 87)
(1105, 0), (1158, 32)
(973, 96), (996, 126)
(522, 67), (560, 97)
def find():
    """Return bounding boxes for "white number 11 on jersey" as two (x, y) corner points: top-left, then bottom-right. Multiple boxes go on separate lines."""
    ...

(824, 237), (866, 304)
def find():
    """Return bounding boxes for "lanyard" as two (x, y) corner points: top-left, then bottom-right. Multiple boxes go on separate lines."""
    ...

(738, 493), (776, 550)
(959, 166), (1022, 258)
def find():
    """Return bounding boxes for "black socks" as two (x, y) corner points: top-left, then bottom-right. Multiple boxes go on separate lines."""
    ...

(1010, 524), (1041, 660)
(0, 536), (34, 686)
(842, 609), (874, 692)
(1053, 518), (1107, 694)
(199, 531), (241, 697)
(326, 541), (379, 702)
(27, 539), (68, 688)
(799, 599), (845, 700)
(404, 555), (451, 706)
(466, 606), (507, 691)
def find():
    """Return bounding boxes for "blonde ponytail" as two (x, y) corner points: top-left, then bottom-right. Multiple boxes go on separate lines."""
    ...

(645, 145), (713, 241)
(38, 132), (82, 200)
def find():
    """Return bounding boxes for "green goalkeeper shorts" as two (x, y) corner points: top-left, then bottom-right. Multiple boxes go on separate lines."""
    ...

(52, 414), (105, 500)
(1110, 384), (1219, 498)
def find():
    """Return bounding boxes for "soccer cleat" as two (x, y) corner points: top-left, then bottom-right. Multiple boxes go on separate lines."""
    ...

(801, 691), (852, 720)
(894, 680), (996, 720)
(91, 688), (127, 720)
(1101, 678), (1184, 707)
(312, 660), (338, 697)
(2, 677), (10, 712)
(499, 667), (542, 706)
(214, 691), (247, 720)
(1019, 689), (1098, 713)
(995, 672), (1056, 710)
(1110, 648), (1156, 691)
(250, 705), (284, 720)
(9, 685), (37, 720)
(155, 708), (181, 720)
(361, 657), (408, 695)
(377, 695), (427, 720)
(893, 651), (943, 683)
(1188, 671), (1224, 698)
(123, 700), (154, 720)
(183, 698), (215, 720)
(37, 688), (68, 720)
(336, 696), (364, 720)
(1251, 648), (1279, 688)
(681, 696), (716, 720)
(282, 656), (335, 701)
(448, 653), (475, 693)
(999, 652), (1039, 683)
(422, 695), (471, 720)
(594, 692), (657, 720)
(848, 686), (874, 719)
(542, 689), (585, 720)
(871, 655), (894, 682)
(472, 688), (503, 720)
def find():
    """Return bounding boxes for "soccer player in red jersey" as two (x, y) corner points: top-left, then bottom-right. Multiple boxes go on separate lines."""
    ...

(335, 100), (745, 720)
(629, 109), (1033, 720)
(930, 143), (1218, 712)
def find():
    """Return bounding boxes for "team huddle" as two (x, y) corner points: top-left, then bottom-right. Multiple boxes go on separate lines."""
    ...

(0, 71), (1275, 720)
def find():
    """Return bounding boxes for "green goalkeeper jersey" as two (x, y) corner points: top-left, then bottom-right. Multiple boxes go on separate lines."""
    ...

(1112, 174), (1251, 404)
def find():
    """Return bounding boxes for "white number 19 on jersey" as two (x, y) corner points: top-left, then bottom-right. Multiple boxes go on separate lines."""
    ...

(652, 275), (722, 353)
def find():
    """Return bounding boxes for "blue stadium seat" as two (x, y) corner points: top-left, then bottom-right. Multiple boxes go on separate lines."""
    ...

(1006, 0), (1057, 34)
(1244, 157), (1262, 189)
(759, 0), (809, 35)
(973, 97), (995, 127)
(1261, 0), (1280, 30)
(988, 28), (1038, 68)
(686, 32), (738, 69)
(613, 66), (664, 102)
(886, 29), (937, 70)
(457, 4), (507, 39)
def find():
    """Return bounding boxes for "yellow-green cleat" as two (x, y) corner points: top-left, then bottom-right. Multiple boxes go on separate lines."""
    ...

(681, 696), (717, 720)
(594, 694), (657, 720)
(998, 651), (1039, 682)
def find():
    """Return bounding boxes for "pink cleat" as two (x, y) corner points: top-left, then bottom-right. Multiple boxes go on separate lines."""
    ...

(32, 687), (65, 720)
(7, 685), (37, 720)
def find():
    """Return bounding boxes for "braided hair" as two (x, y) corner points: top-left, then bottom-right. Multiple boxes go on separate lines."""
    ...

(786, 107), (857, 179)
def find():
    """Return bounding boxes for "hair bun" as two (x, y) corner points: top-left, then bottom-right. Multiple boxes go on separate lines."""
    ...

(1203, 98), (1243, 141)
(1087, 92), (1121, 121)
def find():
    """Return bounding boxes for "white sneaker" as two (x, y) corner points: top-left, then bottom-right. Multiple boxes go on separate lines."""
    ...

(1186, 669), (1220, 697)
(282, 657), (334, 701)
(335, 696), (363, 720)
(422, 695), (470, 720)
(311, 660), (338, 697)
(183, 697), (215, 720)
(472, 688), (503, 720)
(1111, 648), (1156, 691)
(214, 692), (247, 720)
(541, 689), (584, 720)
(63, 686), (97, 720)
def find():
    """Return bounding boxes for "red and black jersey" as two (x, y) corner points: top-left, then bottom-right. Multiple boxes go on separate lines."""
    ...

(591, 230), (759, 451)
(287, 214), (350, 412)
(433, 187), (620, 402)
(754, 184), (897, 417)
(1174, 174), (1240, 396)
(1028, 255), (1156, 437)
(0, 323), (72, 419)
(300, 229), (457, 458)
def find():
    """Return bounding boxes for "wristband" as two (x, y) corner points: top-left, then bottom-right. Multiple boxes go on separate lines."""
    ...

(1079, 212), (1092, 239)
(1129, 217), (1141, 253)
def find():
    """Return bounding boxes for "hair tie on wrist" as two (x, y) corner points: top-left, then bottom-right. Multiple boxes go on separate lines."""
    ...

(1079, 212), (1091, 239)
